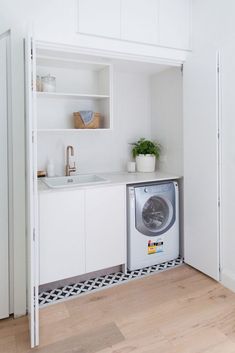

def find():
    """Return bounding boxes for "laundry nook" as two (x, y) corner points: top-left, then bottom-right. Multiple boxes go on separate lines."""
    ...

(1, 1), (235, 352)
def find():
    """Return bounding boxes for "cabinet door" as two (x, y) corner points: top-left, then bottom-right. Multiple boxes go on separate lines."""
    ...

(78, 0), (121, 39)
(86, 186), (126, 273)
(121, 0), (159, 44)
(159, 0), (191, 50)
(183, 49), (220, 280)
(39, 190), (85, 284)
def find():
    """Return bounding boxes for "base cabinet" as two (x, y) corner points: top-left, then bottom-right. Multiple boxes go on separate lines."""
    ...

(39, 185), (126, 284)
(85, 185), (126, 273)
(39, 189), (85, 285)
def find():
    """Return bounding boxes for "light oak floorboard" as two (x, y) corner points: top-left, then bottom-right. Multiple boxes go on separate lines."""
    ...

(2, 265), (235, 353)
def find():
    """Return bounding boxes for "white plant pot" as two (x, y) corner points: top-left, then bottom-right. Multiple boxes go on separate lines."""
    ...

(136, 154), (156, 172)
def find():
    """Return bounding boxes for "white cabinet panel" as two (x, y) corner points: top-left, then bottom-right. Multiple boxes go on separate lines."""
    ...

(78, 0), (121, 39)
(121, 0), (158, 44)
(39, 190), (85, 284)
(0, 35), (9, 320)
(159, 0), (191, 50)
(183, 49), (220, 280)
(86, 185), (126, 273)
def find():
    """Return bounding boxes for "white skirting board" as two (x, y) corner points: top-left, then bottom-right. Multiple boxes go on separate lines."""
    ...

(221, 270), (235, 293)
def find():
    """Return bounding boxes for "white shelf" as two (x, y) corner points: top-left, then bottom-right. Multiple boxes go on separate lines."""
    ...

(36, 92), (110, 100)
(37, 128), (111, 132)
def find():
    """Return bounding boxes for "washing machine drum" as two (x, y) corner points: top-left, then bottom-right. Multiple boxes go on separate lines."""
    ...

(135, 188), (175, 237)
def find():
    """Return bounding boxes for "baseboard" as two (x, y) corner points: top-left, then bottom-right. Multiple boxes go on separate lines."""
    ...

(221, 269), (235, 293)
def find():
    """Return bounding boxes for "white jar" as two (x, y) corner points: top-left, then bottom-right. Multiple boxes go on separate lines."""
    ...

(41, 74), (56, 92)
(136, 154), (156, 173)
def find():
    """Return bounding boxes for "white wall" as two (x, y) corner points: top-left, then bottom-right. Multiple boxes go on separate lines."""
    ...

(192, 0), (235, 289)
(37, 71), (152, 175)
(151, 67), (183, 175)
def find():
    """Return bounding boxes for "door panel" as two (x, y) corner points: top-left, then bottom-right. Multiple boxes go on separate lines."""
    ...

(0, 33), (9, 320)
(25, 35), (39, 347)
(78, 0), (121, 39)
(121, 0), (159, 44)
(183, 49), (220, 280)
(86, 186), (126, 273)
(39, 190), (85, 285)
(220, 44), (235, 277)
(159, 0), (191, 50)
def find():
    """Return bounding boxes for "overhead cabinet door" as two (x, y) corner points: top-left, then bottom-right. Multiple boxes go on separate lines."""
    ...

(183, 48), (220, 280)
(159, 0), (191, 49)
(121, 0), (159, 44)
(78, 0), (121, 39)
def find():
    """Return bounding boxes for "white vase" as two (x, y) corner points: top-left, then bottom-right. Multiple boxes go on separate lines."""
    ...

(136, 154), (156, 172)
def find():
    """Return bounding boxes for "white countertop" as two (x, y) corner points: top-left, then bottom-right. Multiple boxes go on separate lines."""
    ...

(38, 171), (181, 193)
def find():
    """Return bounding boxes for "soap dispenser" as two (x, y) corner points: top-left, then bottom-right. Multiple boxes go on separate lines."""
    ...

(47, 160), (55, 177)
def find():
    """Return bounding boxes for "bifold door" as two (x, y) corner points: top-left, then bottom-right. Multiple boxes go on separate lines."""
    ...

(25, 35), (39, 348)
(220, 43), (235, 279)
(183, 48), (221, 280)
(0, 32), (10, 320)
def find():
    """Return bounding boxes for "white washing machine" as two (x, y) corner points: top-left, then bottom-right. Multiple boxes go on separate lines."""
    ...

(127, 181), (179, 271)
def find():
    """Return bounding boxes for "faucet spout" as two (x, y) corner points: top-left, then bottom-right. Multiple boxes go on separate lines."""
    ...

(66, 145), (76, 176)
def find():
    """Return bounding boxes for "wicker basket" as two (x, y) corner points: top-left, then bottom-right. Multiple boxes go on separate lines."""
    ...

(73, 112), (101, 129)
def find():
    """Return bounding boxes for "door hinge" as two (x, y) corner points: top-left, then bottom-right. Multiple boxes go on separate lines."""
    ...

(217, 63), (220, 73)
(181, 64), (184, 75)
(218, 198), (221, 207)
(31, 44), (33, 60)
(32, 131), (34, 143)
(33, 228), (36, 241)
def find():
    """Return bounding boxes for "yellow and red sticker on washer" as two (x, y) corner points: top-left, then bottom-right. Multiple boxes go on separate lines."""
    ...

(148, 240), (163, 255)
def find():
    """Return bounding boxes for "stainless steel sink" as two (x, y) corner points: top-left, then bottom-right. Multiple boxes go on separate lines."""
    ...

(42, 174), (108, 189)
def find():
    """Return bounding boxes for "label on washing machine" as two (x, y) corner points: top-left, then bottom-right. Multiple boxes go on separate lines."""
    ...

(148, 240), (163, 255)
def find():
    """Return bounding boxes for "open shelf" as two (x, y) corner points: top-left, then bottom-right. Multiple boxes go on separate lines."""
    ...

(35, 51), (113, 131)
(36, 92), (110, 100)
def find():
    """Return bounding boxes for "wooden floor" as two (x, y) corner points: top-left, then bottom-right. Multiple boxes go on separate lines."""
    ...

(2, 265), (235, 353)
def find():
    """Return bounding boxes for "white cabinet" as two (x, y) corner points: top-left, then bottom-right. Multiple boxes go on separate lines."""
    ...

(39, 189), (85, 284)
(78, 0), (121, 39)
(159, 0), (191, 49)
(121, 0), (159, 45)
(77, 0), (192, 51)
(39, 185), (126, 283)
(85, 185), (126, 273)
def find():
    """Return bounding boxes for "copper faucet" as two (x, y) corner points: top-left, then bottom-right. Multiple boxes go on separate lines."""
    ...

(66, 145), (76, 176)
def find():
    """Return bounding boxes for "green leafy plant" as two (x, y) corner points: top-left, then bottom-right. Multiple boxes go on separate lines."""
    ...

(130, 138), (161, 159)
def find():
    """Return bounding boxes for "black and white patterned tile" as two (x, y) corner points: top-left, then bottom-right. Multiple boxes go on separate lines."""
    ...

(39, 256), (183, 306)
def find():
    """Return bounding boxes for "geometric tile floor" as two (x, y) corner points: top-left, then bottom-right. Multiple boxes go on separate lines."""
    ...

(39, 256), (183, 306)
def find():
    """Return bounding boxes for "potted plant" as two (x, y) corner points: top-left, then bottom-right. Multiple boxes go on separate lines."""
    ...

(131, 138), (161, 172)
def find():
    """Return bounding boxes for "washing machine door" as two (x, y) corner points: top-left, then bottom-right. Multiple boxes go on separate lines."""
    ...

(135, 183), (175, 237)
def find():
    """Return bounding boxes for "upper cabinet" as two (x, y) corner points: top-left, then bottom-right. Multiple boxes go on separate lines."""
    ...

(159, 0), (191, 50)
(78, 0), (121, 39)
(77, 0), (192, 51)
(121, 0), (159, 45)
